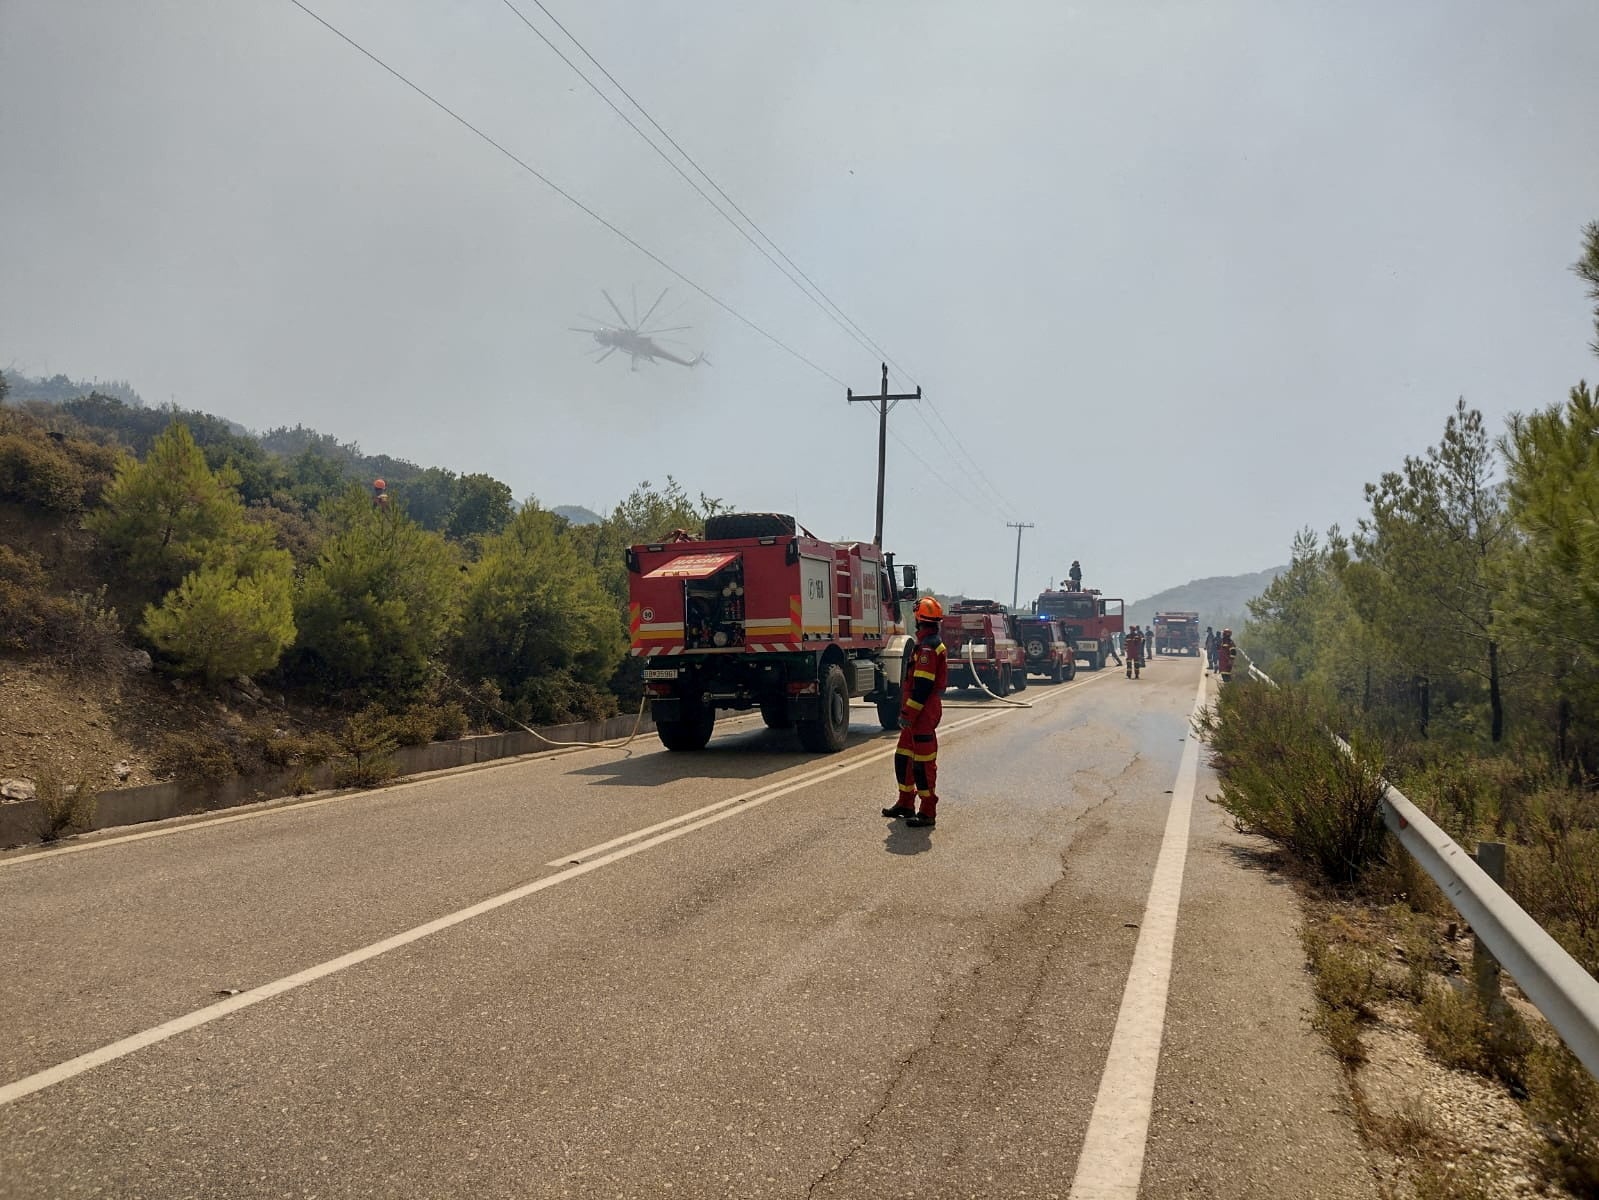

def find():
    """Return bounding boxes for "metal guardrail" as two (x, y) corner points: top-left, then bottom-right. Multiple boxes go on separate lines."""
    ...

(1237, 656), (1599, 1079)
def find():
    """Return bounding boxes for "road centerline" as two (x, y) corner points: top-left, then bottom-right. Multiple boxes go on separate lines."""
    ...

(0, 672), (1107, 1109)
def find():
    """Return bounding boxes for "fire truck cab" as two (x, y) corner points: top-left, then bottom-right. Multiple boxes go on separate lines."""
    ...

(1033, 587), (1125, 671)
(627, 513), (919, 753)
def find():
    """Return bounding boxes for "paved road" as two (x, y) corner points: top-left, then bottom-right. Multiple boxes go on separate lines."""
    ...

(0, 658), (1375, 1199)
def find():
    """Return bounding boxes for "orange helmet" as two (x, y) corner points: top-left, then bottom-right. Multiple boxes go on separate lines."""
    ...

(914, 596), (943, 623)
(373, 478), (386, 490)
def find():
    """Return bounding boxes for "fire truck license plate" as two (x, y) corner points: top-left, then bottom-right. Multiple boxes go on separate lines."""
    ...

(643, 669), (679, 680)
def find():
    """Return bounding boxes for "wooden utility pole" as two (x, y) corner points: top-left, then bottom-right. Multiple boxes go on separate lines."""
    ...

(847, 363), (922, 547)
(1007, 521), (1034, 609)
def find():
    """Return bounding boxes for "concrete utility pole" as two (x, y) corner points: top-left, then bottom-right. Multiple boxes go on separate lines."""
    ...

(847, 363), (922, 547)
(1007, 521), (1034, 610)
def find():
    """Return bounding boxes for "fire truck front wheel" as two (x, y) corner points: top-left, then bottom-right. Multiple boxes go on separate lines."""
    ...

(797, 663), (850, 753)
(876, 649), (910, 731)
(657, 700), (717, 751)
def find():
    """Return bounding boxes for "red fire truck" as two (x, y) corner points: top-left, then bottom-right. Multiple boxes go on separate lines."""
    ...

(1032, 587), (1125, 671)
(627, 513), (919, 753)
(1153, 611), (1201, 656)
(940, 599), (1026, 696)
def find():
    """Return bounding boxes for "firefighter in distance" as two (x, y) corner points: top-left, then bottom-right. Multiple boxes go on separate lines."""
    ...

(1125, 626), (1144, 679)
(1216, 628), (1237, 682)
(882, 597), (949, 829)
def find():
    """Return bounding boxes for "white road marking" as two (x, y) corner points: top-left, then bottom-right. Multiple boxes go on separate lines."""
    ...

(1068, 668), (1209, 1200)
(0, 672), (1108, 1108)
(545, 672), (1107, 866)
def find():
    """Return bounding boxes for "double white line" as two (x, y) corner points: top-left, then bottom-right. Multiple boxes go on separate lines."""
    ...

(0, 672), (1105, 1110)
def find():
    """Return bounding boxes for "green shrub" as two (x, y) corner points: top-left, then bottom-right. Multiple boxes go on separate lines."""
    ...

(1304, 926), (1380, 1016)
(380, 702), (471, 745)
(1415, 981), (1531, 1087)
(1412, 1162), (1493, 1200)
(141, 559), (296, 683)
(1417, 982), (1490, 1073)
(33, 767), (97, 841)
(152, 732), (238, 785)
(332, 709), (398, 788)
(1313, 1003), (1366, 1066)
(425, 701), (469, 740)
(1198, 678), (1390, 882)
(384, 706), (438, 747)
(1525, 1042), (1599, 1194)
(1508, 787), (1599, 977)
(299, 731), (339, 766)
(1302, 922), (1379, 1067)
(0, 431), (88, 510)
(0, 546), (121, 665)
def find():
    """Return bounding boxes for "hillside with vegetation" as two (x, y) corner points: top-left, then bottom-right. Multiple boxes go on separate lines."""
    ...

(1127, 567), (1285, 632)
(0, 373), (726, 810)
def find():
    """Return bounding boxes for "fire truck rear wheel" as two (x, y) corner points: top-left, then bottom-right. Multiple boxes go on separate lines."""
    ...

(1011, 665), (1027, 692)
(797, 663), (850, 752)
(657, 701), (716, 751)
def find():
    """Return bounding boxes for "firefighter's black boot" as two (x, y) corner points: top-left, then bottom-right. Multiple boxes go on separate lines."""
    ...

(882, 804), (915, 819)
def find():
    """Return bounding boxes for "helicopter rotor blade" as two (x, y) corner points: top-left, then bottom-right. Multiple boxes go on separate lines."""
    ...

(594, 347), (617, 363)
(641, 325), (692, 335)
(569, 327), (603, 334)
(601, 290), (632, 329)
(637, 287), (669, 329)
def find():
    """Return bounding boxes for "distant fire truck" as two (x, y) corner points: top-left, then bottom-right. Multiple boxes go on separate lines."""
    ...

(1153, 611), (1201, 656)
(940, 599), (1025, 696)
(627, 513), (919, 753)
(1033, 587), (1125, 671)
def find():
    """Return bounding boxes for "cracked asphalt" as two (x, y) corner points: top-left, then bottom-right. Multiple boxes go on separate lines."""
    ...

(0, 659), (1374, 1199)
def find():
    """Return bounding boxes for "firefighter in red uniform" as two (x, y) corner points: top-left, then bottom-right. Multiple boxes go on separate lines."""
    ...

(1125, 626), (1144, 679)
(882, 597), (948, 829)
(1216, 628), (1237, 681)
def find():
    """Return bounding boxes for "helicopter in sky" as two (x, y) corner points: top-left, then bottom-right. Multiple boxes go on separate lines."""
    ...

(570, 287), (708, 371)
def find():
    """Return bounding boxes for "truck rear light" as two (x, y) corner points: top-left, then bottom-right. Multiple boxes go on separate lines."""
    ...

(787, 681), (818, 695)
(645, 682), (674, 696)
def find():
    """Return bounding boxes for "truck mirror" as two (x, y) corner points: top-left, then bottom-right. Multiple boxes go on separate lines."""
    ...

(901, 564), (918, 597)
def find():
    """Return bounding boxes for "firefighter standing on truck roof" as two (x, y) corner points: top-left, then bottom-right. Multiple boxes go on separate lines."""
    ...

(883, 597), (948, 829)
(1068, 560), (1082, 590)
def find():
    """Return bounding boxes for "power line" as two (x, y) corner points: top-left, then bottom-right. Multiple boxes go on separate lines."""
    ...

(886, 426), (1010, 523)
(286, 0), (846, 387)
(906, 402), (1018, 520)
(499, 0), (888, 376)
(504, 0), (922, 391)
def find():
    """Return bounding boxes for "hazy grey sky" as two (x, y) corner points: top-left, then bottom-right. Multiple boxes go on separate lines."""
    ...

(4, 0), (1596, 604)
